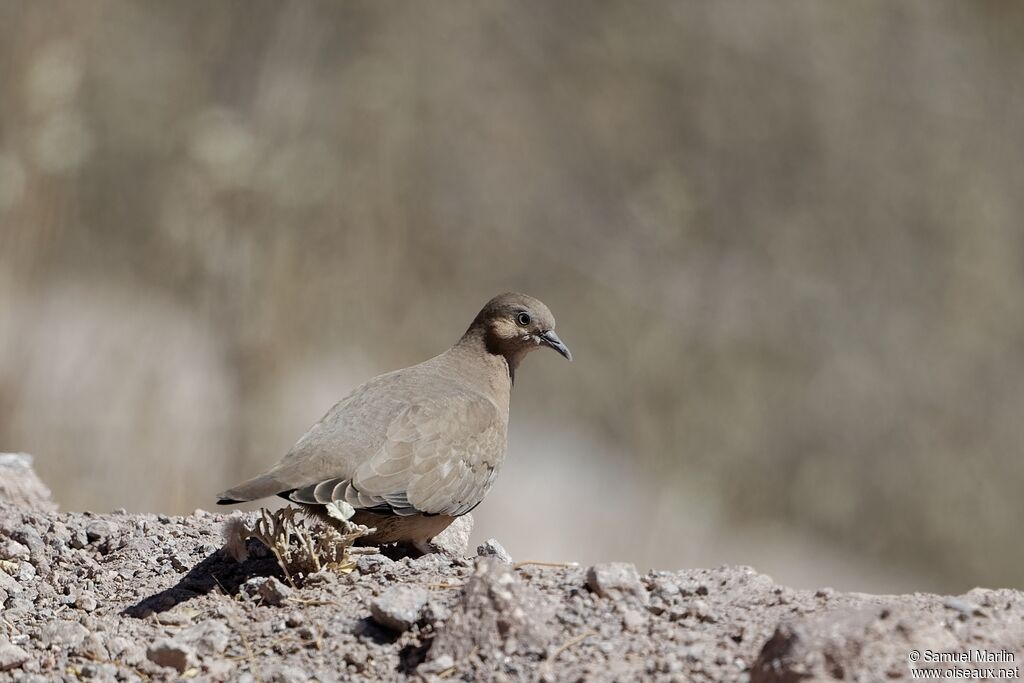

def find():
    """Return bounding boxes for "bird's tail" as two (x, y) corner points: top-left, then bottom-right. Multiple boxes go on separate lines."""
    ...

(216, 473), (288, 505)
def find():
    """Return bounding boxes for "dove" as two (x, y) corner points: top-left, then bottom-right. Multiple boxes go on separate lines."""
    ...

(217, 292), (571, 552)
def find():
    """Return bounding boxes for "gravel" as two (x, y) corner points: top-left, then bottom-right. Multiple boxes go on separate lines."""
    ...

(0, 641), (29, 672)
(240, 576), (293, 606)
(586, 561), (649, 604)
(370, 585), (430, 632)
(1, 456), (1023, 681)
(476, 538), (513, 564)
(147, 638), (197, 673)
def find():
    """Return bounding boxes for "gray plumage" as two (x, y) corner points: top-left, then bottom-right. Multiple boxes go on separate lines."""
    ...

(217, 292), (571, 550)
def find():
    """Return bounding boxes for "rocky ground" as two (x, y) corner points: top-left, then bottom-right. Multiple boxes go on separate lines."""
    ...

(1, 453), (1022, 682)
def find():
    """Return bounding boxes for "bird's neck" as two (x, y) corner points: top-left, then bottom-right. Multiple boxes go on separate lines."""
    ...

(452, 327), (519, 387)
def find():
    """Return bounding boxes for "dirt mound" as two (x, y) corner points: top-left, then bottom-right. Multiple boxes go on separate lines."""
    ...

(0, 457), (1021, 681)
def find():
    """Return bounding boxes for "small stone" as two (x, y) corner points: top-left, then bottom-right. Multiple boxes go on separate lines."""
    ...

(356, 554), (393, 575)
(81, 633), (110, 662)
(370, 585), (430, 632)
(943, 597), (984, 618)
(423, 599), (451, 624)
(178, 619), (231, 657)
(0, 540), (30, 562)
(240, 576), (293, 606)
(0, 639), (30, 672)
(85, 520), (115, 544)
(586, 563), (649, 605)
(146, 638), (196, 673)
(105, 637), (134, 660)
(431, 514), (474, 557)
(0, 452), (58, 511)
(302, 570), (336, 586)
(419, 653), (455, 675)
(69, 529), (88, 549)
(412, 553), (452, 571)
(15, 562), (35, 582)
(621, 609), (647, 631)
(75, 594), (98, 612)
(0, 572), (20, 595)
(476, 539), (513, 564)
(40, 620), (88, 649)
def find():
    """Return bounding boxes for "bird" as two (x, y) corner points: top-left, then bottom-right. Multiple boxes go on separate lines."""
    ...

(217, 292), (572, 552)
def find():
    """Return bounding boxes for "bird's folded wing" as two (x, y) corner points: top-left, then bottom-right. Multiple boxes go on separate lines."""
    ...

(289, 391), (505, 517)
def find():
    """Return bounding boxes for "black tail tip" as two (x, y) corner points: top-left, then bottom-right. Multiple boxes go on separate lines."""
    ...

(216, 497), (241, 506)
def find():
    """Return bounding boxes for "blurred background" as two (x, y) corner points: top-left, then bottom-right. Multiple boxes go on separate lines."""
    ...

(1, 1), (1022, 594)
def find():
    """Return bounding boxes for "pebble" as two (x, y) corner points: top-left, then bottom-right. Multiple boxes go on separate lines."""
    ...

(146, 638), (196, 673)
(0, 539), (30, 562)
(85, 520), (116, 544)
(621, 609), (647, 631)
(419, 653), (455, 675)
(431, 514), (474, 557)
(370, 585), (429, 632)
(40, 620), (88, 649)
(477, 538), (513, 564)
(0, 571), (20, 595)
(241, 576), (293, 606)
(586, 563), (649, 605)
(356, 553), (394, 574)
(0, 639), (29, 672)
(178, 619), (231, 656)
(75, 593), (98, 611)
(69, 529), (89, 549)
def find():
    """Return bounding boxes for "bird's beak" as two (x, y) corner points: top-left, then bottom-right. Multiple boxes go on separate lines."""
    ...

(539, 330), (572, 361)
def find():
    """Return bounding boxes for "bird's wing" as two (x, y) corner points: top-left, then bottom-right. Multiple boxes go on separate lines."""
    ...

(287, 390), (505, 517)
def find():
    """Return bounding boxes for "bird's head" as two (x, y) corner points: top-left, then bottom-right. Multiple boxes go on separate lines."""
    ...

(467, 292), (572, 368)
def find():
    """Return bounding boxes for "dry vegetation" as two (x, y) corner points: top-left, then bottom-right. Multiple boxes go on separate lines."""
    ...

(223, 506), (372, 584)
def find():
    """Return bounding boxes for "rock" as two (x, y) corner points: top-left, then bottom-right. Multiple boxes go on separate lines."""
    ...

(0, 571), (22, 595)
(0, 639), (29, 672)
(74, 593), (98, 612)
(40, 620), (88, 649)
(621, 608), (647, 631)
(412, 552), (453, 570)
(0, 454), (57, 512)
(69, 528), (88, 549)
(0, 539), (30, 562)
(429, 558), (554, 662)
(15, 561), (35, 582)
(750, 606), (946, 683)
(423, 599), (451, 624)
(418, 653), (455, 675)
(146, 638), (196, 673)
(85, 520), (117, 546)
(431, 513), (474, 557)
(370, 585), (429, 632)
(586, 562), (649, 605)
(241, 576), (293, 606)
(476, 538), (513, 564)
(356, 553), (394, 575)
(178, 619), (231, 657)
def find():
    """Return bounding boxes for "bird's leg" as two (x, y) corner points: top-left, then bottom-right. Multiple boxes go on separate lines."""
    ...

(412, 539), (436, 556)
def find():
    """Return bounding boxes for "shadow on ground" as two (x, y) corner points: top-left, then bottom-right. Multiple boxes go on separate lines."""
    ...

(123, 541), (284, 617)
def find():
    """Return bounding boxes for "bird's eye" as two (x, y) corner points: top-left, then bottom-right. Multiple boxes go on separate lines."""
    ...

(516, 312), (531, 326)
